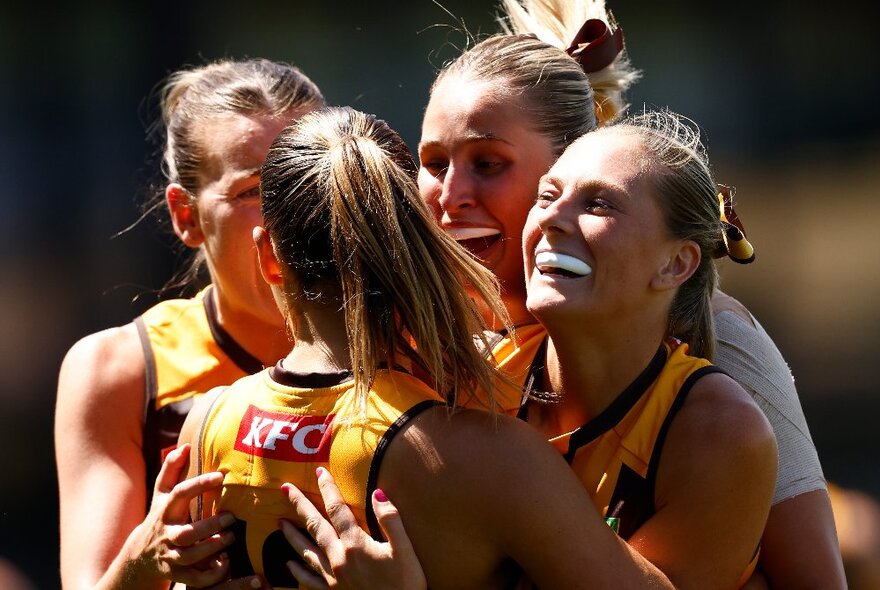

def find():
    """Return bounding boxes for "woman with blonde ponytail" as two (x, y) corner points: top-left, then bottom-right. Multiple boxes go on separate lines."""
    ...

(496, 3), (844, 588)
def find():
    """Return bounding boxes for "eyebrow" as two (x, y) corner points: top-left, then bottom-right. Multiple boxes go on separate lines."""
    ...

(418, 132), (514, 151)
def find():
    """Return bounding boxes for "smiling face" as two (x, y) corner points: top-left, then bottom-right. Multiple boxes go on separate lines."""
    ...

(190, 112), (295, 327)
(418, 78), (556, 321)
(523, 129), (684, 329)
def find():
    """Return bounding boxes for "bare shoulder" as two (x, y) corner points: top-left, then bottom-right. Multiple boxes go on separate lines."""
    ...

(638, 372), (779, 588)
(390, 406), (559, 486)
(378, 406), (610, 589)
(677, 372), (776, 452)
(380, 405), (582, 535)
(664, 372), (777, 482)
(56, 323), (146, 434)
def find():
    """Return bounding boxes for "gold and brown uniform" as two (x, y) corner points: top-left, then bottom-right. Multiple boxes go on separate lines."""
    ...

(520, 339), (717, 535)
(481, 323), (547, 414)
(195, 364), (444, 589)
(516, 337), (759, 585)
(134, 286), (263, 493)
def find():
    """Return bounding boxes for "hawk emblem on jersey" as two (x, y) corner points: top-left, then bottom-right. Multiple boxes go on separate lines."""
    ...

(234, 405), (334, 462)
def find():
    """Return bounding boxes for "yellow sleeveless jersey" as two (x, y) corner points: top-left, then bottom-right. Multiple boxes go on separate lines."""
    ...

(134, 286), (263, 493)
(195, 364), (444, 589)
(479, 323), (547, 414)
(516, 336), (759, 586)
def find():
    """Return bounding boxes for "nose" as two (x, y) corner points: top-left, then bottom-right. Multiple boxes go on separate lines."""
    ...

(534, 196), (574, 236)
(437, 162), (477, 214)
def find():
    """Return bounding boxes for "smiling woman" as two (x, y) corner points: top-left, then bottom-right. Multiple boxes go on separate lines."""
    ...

(518, 111), (777, 588)
(526, 115), (720, 358)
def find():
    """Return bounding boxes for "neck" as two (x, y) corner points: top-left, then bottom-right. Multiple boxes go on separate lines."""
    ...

(284, 298), (352, 374)
(210, 290), (291, 367)
(539, 307), (668, 432)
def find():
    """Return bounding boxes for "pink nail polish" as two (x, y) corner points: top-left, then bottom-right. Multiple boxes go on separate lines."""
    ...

(374, 488), (388, 502)
(316, 466), (326, 478)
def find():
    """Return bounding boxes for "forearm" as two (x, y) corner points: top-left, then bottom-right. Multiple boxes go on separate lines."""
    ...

(86, 529), (170, 590)
(759, 490), (846, 590)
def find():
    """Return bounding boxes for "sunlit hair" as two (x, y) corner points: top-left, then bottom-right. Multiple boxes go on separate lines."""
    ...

(611, 110), (722, 359)
(433, 31), (596, 157)
(146, 58), (324, 289)
(498, 0), (640, 126)
(260, 107), (510, 411)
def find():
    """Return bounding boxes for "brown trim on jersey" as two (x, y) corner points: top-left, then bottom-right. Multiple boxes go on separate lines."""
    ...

(364, 399), (445, 540)
(135, 314), (163, 506)
(518, 342), (669, 465)
(562, 345), (668, 463)
(269, 360), (354, 388)
(203, 286), (265, 375)
(644, 365), (726, 497)
(134, 315), (157, 424)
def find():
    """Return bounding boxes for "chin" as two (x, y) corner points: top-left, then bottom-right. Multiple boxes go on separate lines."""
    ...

(526, 293), (571, 319)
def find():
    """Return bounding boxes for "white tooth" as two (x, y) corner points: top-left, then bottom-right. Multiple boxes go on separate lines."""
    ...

(535, 251), (592, 276)
(446, 227), (501, 240)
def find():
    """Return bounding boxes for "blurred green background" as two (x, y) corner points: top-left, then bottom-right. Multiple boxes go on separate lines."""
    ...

(1, 1), (878, 587)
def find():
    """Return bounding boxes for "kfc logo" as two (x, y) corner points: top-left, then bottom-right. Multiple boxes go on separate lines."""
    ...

(234, 405), (334, 462)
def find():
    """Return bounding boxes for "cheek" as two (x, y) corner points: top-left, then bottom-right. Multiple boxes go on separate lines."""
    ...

(521, 209), (543, 271)
(417, 169), (442, 220)
(228, 203), (264, 232)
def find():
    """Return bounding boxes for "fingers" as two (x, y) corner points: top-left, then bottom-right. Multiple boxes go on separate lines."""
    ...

(286, 558), (330, 590)
(171, 511), (236, 547)
(203, 573), (269, 590)
(164, 471), (225, 519)
(279, 519), (333, 576)
(165, 554), (231, 588)
(281, 481), (342, 556)
(370, 489), (427, 588)
(154, 443), (191, 495)
(315, 467), (359, 541)
(167, 529), (235, 567)
(371, 488), (416, 555)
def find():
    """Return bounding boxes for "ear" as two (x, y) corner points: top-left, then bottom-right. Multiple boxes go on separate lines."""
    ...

(253, 226), (283, 287)
(651, 239), (701, 291)
(166, 183), (204, 247)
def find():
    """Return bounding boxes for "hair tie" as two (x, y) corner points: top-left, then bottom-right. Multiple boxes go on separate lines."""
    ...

(715, 185), (755, 264)
(565, 18), (625, 74)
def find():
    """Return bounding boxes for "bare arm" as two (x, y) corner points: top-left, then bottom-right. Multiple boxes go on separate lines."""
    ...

(56, 325), (159, 589)
(380, 407), (674, 590)
(56, 328), (238, 590)
(627, 373), (778, 590)
(712, 291), (845, 589)
(759, 490), (846, 589)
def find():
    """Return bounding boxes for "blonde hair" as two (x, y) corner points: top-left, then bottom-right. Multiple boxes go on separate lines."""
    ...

(160, 58), (324, 194)
(434, 33), (596, 157)
(260, 107), (510, 411)
(146, 58), (324, 291)
(609, 110), (722, 359)
(498, 0), (640, 125)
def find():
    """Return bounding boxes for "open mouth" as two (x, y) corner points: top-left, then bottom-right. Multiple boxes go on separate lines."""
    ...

(447, 227), (502, 258)
(535, 251), (592, 278)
